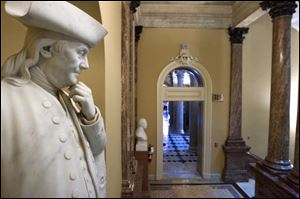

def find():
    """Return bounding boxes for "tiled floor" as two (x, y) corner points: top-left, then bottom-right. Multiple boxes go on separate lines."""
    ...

(162, 110), (202, 179)
(163, 134), (197, 163)
(236, 178), (255, 198)
(158, 112), (252, 198)
(159, 111), (253, 198)
(163, 133), (201, 179)
(151, 184), (244, 198)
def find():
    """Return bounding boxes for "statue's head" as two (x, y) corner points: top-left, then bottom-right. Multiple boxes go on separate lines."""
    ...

(138, 118), (147, 129)
(24, 28), (91, 88)
(2, 1), (107, 87)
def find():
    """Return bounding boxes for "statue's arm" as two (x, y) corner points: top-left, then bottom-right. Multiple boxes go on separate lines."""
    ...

(80, 106), (106, 156)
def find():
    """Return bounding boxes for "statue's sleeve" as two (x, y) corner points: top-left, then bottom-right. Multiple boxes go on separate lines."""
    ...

(80, 106), (106, 156)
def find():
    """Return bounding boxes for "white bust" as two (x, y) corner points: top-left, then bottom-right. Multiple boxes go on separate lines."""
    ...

(135, 118), (148, 151)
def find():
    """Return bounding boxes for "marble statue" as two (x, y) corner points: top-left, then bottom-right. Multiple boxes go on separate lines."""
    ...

(1, 1), (108, 198)
(135, 118), (148, 151)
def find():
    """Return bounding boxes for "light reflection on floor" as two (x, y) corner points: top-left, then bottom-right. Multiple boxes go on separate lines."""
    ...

(162, 111), (202, 179)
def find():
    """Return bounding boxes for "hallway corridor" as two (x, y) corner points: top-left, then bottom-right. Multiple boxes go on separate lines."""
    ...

(163, 105), (201, 179)
(163, 133), (200, 179)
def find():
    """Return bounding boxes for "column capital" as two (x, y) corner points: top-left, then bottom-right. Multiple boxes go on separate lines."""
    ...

(130, 1), (140, 13)
(228, 27), (249, 44)
(260, 1), (297, 19)
(135, 25), (143, 43)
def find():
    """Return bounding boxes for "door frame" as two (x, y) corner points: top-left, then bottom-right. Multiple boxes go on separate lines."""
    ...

(156, 55), (212, 180)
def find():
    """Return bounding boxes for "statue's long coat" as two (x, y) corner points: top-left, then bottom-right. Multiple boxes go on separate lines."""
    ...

(1, 79), (107, 198)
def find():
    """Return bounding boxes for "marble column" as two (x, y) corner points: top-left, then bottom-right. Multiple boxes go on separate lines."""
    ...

(222, 27), (250, 183)
(252, 2), (298, 198)
(287, 105), (299, 189)
(174, 70), (185, 134)
(189, 75), (200, 151)
(122, 1), (140, 197)
(184, 101), (190, 133)
(168, 101), (174, 133)
(134, 25), (143, 127)
(189, 101), (198, 151)
(260, 1), (297, 173)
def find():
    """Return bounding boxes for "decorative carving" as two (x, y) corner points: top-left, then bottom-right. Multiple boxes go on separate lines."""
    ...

(228, 27), (249, 44)
(171, 44), (199, 66)
(130, 1), (140, 13)
(260, 1), (297, 19)
(135, 25), (143, 43)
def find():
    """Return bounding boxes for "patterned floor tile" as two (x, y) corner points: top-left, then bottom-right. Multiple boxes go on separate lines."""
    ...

(151, 184), (243, 198)
(163, 133), (201, 179)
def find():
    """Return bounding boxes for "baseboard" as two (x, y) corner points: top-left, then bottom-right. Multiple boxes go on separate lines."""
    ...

(203, 173), (222, 181)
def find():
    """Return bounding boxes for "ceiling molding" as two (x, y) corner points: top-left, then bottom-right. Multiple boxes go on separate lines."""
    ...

(137, 1), (270, 29)
(138, 3), (232, 29)
(233, 1), (264, 27)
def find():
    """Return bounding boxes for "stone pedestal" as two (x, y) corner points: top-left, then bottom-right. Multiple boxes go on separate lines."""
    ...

(135, 151), (150, 198)
(222, 27), (250, 183)
(223, 139), (250, 182)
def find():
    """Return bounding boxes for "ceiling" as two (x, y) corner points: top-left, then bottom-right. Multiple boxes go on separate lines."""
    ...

(137, 1), (299, 31)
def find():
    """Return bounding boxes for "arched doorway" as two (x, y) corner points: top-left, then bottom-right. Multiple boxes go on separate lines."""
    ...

(156, 45), (212, 180)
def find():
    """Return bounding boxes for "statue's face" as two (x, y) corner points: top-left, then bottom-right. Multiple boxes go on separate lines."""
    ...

(140, 119), (147, 129)
(42, 40), (89, 88)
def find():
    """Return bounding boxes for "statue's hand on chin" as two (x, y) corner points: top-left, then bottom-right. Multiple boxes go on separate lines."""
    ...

(68, 81), (96, 120)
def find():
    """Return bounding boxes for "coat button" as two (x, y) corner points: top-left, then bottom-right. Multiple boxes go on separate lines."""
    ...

(42, 101), (52, 108)
(69, 172), (77, 181)
(64, 150), (72, 160)
(52, 117), (60, 125)
(59, 134), (68, 143)
(100, 177), (105, 188)
(100, 176), (105, 184)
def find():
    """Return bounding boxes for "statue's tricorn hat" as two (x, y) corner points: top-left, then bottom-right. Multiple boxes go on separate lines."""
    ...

(4, 1), (107, 48)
